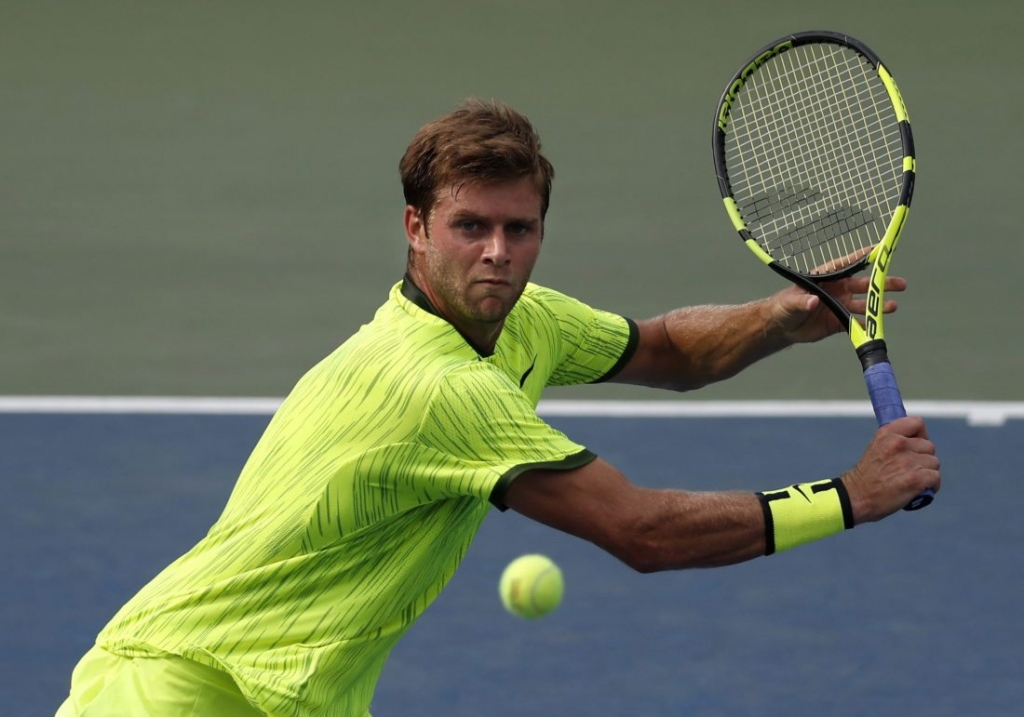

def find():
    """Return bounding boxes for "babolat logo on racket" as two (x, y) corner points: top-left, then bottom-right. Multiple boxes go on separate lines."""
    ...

(864, 255), (890, 339)
(864, 210), (906, 339)
(717, 40), (793, 131)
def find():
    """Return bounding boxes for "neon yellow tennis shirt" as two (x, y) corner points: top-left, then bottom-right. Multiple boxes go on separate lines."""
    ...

(96, 278), (637, 716)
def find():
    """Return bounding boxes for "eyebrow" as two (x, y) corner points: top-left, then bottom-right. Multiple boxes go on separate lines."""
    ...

(449, 210), (540, 228)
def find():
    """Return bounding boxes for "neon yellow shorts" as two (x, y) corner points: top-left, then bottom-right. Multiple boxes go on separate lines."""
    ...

(55, 645), (264, 717)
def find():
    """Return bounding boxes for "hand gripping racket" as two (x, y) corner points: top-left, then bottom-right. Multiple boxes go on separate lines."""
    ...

(712, 31), (933, 511)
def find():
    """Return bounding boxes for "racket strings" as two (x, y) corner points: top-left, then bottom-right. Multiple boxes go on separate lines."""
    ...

(765, 48), (886, 269)
(735, 47), (896, 232)
(740, 50), (892, 259)
(724, 43), (904, 275)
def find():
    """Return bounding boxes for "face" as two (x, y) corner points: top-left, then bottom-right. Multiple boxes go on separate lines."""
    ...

(405, 176), (543, 349)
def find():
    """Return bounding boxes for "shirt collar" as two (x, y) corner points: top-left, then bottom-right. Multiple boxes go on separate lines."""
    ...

(400, 273), (440, 316)
(399, 273), (495, 358)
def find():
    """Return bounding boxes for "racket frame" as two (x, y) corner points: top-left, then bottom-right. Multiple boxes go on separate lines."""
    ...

(712, 31), (932, 511)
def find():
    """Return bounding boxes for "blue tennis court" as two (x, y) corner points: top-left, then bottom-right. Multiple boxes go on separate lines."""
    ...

(3, 406), (1020, 716)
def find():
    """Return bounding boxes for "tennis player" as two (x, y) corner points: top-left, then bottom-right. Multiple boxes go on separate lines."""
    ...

(56, 98), (940, 716)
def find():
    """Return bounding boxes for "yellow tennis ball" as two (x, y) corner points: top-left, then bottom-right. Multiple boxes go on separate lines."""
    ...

(499, 553), (564, 619)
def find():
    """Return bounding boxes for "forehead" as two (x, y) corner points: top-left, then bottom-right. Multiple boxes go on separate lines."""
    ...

(434, 177), (543, 218)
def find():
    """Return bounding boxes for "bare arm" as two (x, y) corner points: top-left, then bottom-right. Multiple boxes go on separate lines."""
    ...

(612, 300), (786, 392)
(503, 416), (940, 573)
(505, 456), (767, 572)
(611, 276), (907, 392)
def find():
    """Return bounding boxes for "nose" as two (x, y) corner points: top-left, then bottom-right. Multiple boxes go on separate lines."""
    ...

(482, 232), (511, 265)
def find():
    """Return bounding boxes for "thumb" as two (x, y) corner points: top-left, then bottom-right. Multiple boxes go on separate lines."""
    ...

(881, 415), (928, 439)
(777, 291), (817, 321)
(770, 290), (821, 340)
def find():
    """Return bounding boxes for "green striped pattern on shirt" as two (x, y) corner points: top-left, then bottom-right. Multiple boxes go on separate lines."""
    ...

(97, 281), (632, 716)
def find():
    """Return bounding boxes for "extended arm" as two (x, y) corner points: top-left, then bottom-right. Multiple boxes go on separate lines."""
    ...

(611, 276), (907, 392)
(612, 299), (785, 392)
(503, 416), (939, 573)
(506, 457), (766, 572)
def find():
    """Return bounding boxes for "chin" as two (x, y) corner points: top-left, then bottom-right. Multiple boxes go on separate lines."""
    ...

(472, 299), (513, 323)
(475, 307), (509, 323)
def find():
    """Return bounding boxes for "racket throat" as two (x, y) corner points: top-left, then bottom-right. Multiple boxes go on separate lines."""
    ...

(767, 262), (853, 333)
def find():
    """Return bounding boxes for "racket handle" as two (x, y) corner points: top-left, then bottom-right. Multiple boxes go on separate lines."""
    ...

(863, 361), (907, 425)
(858, 342), (935, 511)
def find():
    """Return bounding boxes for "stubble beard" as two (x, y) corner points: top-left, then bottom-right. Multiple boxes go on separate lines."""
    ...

(425, 250), (524, 327)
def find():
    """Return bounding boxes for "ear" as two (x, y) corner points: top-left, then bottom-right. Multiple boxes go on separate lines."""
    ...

(404, 206), (428, 254)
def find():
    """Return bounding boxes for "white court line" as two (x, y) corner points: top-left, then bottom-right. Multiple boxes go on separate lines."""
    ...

(0, 396), (1022, 426)
(0, 396), (284, 415)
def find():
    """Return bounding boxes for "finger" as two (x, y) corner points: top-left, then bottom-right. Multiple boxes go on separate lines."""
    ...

(843, 298), (898, 315)
(884, 276), (907, 292)
(811, 246), (872, 274)
(913, 463), (941, 489)
(845, 299), (867, 314)
(843, 277), (871, 294)
(906, 437), (937, 455)
(915, 420), (931, 441)
(831, 275), (907, 296)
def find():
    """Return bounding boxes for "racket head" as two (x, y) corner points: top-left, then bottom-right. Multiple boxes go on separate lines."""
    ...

(712, 31), (915, 282)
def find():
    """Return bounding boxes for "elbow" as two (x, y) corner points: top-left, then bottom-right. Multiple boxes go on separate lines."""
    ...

(646, 378), (708, 394)
(623, 553), (664, 575)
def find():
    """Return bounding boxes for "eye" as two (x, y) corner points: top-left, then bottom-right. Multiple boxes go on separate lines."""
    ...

(507, 222), (535, 237)
(458, 220), (481, 232)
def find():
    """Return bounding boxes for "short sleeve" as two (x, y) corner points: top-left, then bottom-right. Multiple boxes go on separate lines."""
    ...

(415, 362), (597, 508)
(520, 285), (638, 387)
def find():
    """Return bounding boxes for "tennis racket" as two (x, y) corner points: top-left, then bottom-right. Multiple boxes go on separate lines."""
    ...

(711, 31), (933, 511)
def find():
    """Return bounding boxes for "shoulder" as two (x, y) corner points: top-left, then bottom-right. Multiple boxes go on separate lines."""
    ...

(516, 282), (587, 314)
(508, 283), (597, 336)
(341, 282), (475, 367)
(288, 283), (482, 414)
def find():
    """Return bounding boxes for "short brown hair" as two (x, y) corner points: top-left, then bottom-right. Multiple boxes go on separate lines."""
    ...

(399, 98), (554, 222)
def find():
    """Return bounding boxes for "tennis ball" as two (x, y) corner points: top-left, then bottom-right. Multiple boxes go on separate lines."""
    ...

(498, 553), (563, 619)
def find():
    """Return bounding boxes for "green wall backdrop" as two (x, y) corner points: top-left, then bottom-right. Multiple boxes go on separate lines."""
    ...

(2, 1), (1017, 399)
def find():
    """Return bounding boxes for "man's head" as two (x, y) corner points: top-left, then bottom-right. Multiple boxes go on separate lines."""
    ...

(400, 99), (553, 353)
(399, 98), (554, 228)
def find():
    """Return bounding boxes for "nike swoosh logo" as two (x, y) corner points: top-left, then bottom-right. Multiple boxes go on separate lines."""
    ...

(793, 484), (811, 502)
(519, 358), (537, 388)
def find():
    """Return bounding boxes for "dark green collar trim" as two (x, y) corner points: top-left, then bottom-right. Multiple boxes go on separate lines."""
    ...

(401, 274), (441, 316)
(400, 274), (493, 357)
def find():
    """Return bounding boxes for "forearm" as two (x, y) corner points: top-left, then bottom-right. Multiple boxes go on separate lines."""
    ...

(602, 478), (855, 572)
(605, 488), (768, 571)
(506, 465), (768, 571)
(621, 300), (793, 392)
(506, 461), (856, 574)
